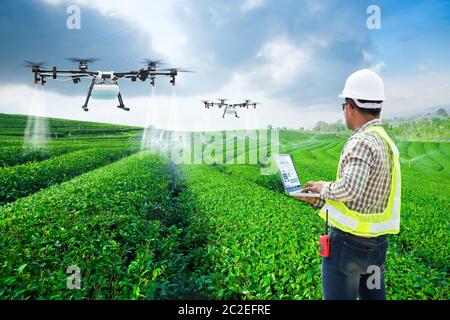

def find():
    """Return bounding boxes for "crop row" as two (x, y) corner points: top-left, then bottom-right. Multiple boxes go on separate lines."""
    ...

(0, 153), (195, 299)
(397, 141), (450, 172)
(0, 145), (89, 168)
(0, 134), (139, 148)
(0, 139), (140, 168)
(0, 147), (137, 206)
(0, 113), (141, 136)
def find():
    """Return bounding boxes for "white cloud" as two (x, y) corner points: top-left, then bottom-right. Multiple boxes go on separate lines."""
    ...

(362, 49), (385, 74)
(369, 61), (386, 74)
(241, 0), (266, 12)
(41, 0), (191, 65)
(362, 49), (373, 62)
(252, 36), (311, 86)
(304, 0), (324, 13)
(383, 70), (450, 115)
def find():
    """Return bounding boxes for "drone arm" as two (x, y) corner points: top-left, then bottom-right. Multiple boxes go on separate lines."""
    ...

(39, 73), (94, 79)
(39, 69), (97, 76)
(212, 102), (224, 108)
(114, 71), (139, 78)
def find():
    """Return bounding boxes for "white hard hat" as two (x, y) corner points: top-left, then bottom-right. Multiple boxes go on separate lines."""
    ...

(339, 69), (385, 103)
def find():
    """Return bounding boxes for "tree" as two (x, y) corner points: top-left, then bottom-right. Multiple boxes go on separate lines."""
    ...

(336, 119), (346, 132)
(431, 117), (442, 127)
(437, 108), (448, 117)
(313, 121), (329, 132)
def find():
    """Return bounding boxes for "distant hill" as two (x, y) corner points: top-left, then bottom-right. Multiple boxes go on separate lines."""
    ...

(383, 108), (449, 140)
(309, 108), (450, 140)
(386, 106), (449, 123)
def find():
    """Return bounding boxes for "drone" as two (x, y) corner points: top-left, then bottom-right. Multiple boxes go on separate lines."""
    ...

(202, 99), (260, 118)
(25, 58), (192, 112)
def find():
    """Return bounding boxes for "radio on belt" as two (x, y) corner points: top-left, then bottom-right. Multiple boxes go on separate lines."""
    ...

(319, 209), (330, 257)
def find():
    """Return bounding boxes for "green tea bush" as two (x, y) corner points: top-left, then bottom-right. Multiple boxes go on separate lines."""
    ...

(181, 164), (324, 299)
(0, 153), (193, 299)
(0, 145), (88, 167)
(0, 147), (135, 206)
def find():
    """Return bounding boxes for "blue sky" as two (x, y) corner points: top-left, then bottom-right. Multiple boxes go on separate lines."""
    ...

(0, 0), (449, 130)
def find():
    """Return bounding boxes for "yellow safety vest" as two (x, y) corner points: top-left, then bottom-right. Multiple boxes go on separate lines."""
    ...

(319, 125), (401, 237)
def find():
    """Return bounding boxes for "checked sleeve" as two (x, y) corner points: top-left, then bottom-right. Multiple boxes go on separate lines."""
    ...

(320, 137), (374, 202)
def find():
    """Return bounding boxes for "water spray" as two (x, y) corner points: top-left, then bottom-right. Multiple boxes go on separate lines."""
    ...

(24, 85), (49, 151)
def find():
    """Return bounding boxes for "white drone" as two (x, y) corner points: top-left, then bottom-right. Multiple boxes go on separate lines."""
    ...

(26, 58), (192, 111)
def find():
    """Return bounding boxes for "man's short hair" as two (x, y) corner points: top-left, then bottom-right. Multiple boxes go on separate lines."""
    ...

(346, 98), (382, 117)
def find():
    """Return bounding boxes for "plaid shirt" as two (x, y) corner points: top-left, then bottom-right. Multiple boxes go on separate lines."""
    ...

(313, 119), (393, 214)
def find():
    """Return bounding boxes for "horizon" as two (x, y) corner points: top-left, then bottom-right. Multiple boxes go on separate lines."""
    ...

(3, 104), (448, 133)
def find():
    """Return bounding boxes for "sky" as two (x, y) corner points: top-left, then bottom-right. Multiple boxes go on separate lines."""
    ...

(0, 0), (449, 131)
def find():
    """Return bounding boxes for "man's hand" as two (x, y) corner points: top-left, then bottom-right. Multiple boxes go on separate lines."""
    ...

(302, 181), (326, 194)
(293, 181), (327, 206)
(292, 194), (317, 205)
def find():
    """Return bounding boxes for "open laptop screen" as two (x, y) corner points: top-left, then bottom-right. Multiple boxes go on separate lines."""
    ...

(273, 154), (303, 194)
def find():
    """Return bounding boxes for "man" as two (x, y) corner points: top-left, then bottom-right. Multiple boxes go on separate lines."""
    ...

(296, 69), (401, 300)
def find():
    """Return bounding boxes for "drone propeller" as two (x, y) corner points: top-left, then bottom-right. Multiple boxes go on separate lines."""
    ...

(160, 67), (194, 73)
(66, 57), (99, 70)
(66, 57), (99, 63)
(24, 60), (46, 68)
(141, 59), (165, 66)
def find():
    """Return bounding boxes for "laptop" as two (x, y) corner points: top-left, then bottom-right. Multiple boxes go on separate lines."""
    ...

(273, 154), (321, 197)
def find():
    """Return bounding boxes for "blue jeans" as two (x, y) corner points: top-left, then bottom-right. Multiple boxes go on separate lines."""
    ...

(322, 227), (388, 300)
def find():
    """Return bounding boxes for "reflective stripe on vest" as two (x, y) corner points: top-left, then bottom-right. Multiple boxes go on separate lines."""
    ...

(319, 125), (401, 237)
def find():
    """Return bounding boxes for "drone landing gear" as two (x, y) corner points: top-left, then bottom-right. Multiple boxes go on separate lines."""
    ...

(117, 92), (130, 111)
(82, 78), (96, 112)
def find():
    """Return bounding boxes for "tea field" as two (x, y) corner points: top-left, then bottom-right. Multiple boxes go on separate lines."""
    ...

(0, 113), (448, 299)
